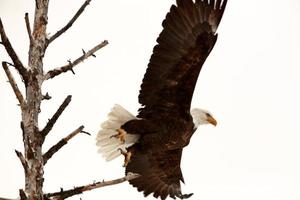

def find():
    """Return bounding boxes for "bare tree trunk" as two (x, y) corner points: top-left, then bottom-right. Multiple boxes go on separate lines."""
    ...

(0, 0), (138, 199)
(22, 1), (49, 199)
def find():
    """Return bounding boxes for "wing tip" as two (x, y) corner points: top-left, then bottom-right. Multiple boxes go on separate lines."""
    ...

(221, 0), (228, 10)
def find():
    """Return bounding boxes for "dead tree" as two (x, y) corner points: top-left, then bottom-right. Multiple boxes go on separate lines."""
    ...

(0, 1), (138, 199)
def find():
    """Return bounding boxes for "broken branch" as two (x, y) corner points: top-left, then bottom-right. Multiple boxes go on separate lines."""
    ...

(45, 40), (108, 79)
(44, 173), (140, 200)
(15, 150), (28, 173)
(42, 92), (52, 100)
(2, 62), (26, 109)
(0, 19), (28, 84)
(40, 95), (72, 137)
(19, 189), (27, 200)
(24, 13), (33, 45)
(47, 0), (92, 44)
(43, 125), (87, 165)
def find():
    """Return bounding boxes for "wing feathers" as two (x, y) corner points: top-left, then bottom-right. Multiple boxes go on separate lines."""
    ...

(138, 0), (227, 117)
(216, 0), (222, 9)
(196, 1), (205, 23)
(129, 1), (227, 199)
(126, 149), (185, 200)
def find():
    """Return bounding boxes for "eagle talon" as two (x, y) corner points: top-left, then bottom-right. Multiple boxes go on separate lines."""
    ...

(110, 128), (126, 144)
(118, 148), (132, 167)
(118, 148), (126, 155)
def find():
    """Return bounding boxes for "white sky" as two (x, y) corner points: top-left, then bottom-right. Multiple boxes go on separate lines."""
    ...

(1, 0), (300, 200)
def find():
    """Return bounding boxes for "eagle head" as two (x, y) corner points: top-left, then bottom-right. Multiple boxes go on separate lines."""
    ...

(191, 108), (217, 128)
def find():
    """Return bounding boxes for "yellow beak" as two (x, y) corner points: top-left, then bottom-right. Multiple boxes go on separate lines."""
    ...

(207, 116), (217, 126)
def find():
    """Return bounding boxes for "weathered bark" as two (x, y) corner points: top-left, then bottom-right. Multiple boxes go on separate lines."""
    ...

(2, 62), (26, 109)
(45, 40), (108, 80)
(22, 0), (49, 199)
(25, 13), (34, 46)
(43, 126), (86, 165)
(0, 0), (138, 199)
(0, 19), (28, 84)
(44, 173), (140, 200)
(47, 0), (92, 44)
(40, 95), (72, 138)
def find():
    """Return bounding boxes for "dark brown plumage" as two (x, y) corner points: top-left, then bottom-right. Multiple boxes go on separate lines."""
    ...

(121, 0), (227, 199)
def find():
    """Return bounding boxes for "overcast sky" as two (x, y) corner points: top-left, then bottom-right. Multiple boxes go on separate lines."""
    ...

(1, 0), (300, 200)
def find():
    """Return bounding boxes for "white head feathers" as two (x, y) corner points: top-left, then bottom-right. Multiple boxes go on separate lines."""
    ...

(191, 108), (217, 128)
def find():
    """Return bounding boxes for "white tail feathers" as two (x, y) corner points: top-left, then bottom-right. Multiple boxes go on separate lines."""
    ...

(96, 104), (140, 161)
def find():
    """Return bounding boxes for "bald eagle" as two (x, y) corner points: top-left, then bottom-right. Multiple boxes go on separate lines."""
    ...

(96, 0), (227, 199)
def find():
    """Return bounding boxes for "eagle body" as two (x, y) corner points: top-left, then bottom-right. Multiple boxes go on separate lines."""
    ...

(121, 111), (194, 150)
(96, 0), (227, 199)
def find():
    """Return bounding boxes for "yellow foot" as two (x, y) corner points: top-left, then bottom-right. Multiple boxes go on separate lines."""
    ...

(118, 148), (132, 167)
(111, 128), (126, 144)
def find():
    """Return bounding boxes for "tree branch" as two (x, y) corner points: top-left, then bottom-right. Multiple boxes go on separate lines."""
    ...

(2, 62), (26, 109)
(0, 19), (28, 84)
(43, 125), (88, 165)
(42, 92), (52, 100)
(20, 121), (26, 143)
(47, 0), (92, 44)
(19, 189), (27, 200)
(15, 150), (28, 173)
(24, 13), (33, 45)
(45, 40), (108, 79)
(44, 173), (140, 200)
(40, 95), (72, 137)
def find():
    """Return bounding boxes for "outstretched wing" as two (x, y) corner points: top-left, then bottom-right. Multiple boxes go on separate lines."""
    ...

(126, 148), (191, 200)
(138, 0), (227, 118)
